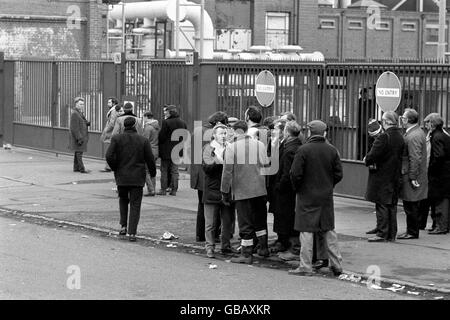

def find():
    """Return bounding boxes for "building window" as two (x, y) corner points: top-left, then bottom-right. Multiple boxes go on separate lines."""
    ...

(425, 22), (448, 45)
(401, 22), (417, 32)
(320, 19), (336, 29)
(348, 20), (363, 30)
(376, 20), (390, 31)
(265, 12), (290, 49)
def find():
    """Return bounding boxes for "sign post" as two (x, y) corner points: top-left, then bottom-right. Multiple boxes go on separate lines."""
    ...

(255, 70), (276, 107)
(375, 71), (402, 112)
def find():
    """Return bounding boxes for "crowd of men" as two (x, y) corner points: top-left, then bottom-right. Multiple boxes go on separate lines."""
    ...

(69, 97), (450, 276)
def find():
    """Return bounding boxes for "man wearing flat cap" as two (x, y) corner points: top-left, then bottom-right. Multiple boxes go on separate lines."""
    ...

(289, 120), (344, 276)
(364, 111), (405, 242)
(106, 117), (156, 242)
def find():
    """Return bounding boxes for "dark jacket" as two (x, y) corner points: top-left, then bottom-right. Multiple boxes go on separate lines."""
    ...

(68, 109), (89, 152)
(190, 122), (212, 191)
(428, 128), (450, 199)
(290, 135), (343, 232)
(202, 141), (225, 204)
(365, 127), (405, 205)
(106, 128), (156, 187)
(273, 137), (303, 235)
(158, 115), (187, 160)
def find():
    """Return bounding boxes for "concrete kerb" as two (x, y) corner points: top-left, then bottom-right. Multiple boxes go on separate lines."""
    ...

(1, 207), (449, 298)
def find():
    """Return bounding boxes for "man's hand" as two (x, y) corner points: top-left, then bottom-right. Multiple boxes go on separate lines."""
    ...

(410, 180), (420, 189)
(221, 192), (231, 206)
(77, 139), (83, 146)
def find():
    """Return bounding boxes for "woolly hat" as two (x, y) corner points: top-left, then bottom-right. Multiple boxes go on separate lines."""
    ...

(228, 117), (239, 125)
(307, 120), (327, 135)
(124, 117), (136, 128)
(368, 119), (382, 137)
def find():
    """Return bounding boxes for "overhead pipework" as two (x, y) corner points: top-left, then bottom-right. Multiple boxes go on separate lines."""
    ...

(107, 0), (214, 59)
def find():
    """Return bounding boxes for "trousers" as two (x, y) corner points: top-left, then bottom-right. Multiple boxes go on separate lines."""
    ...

(376, 203), (398, 240)
(402, 200), (420, 237)
(160, 159), (179, 191)
(299, 230), (342, 272)
(73, 151), (85, 171)
(204, 203), (234, 250)
(118, 186), (143, 235)
(234, 196), (267, 241)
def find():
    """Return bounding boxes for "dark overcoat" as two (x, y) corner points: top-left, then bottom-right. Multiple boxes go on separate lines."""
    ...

(290, 136), (343, 232)
(106, 128), (156, 187)
(273, 137), (302, 235)
(365, 127), (405, 205)
(428, 128), (450, 199)
(68, 109), (89, 152)
(158, 115), (187, 160)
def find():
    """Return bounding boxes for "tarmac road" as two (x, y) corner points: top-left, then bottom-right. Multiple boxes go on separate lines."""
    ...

(0, 216), (415, 300)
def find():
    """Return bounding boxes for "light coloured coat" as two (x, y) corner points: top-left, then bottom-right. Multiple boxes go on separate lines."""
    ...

(400, 125), (428, 202)
(221, 135), (269, 201)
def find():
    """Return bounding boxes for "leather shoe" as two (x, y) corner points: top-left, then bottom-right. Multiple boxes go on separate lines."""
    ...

(79, 169), (91, 173)
(288, 267), (314, 276)
(100, 168), (112, 172)
(144, 192), (155, 197)
(397, 233), (418, 240)
(330, 266), (343, 276)
(156, 190), (167, 196)
(206, 248), (215, 258)
(366, 228), (378, 234)
(428, 229), (447, 235)
(129, 234), (136, 242)
(313, 259), (329, 270)
(368, 236), (386, 242)
(119, 226), (127, 236)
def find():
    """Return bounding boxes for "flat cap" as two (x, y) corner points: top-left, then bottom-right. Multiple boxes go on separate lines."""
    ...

(307, 120), (327, 135)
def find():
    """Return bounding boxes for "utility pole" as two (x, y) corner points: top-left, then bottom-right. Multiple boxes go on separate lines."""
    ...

(437, 0), (447, 62)
(175, 0), (180, 58)
(200, 0), (204, 58)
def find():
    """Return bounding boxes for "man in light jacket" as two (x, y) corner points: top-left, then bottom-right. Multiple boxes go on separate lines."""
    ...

(398, 108), (428, 239)
(221, 120), (270, 264)
(100, 97), (122, 172)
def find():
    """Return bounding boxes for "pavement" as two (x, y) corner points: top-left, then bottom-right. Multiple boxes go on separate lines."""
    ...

(1, 146), (450, 298)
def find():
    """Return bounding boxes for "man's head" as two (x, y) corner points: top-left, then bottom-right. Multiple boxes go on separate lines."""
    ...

(307, 120), (327, 137)
(231, 120), (248, 136)
(212, 123), (228, 144)
(284, 120), (301, 139)
(107, 97), (119, 108)
(74, 97), (85, 112)
(123, 102), (133, 114)
(273, 118), (287, 140)
(208, 111), (228, 126)
(124, 116), (136, 130)
(381, 111), (398, 130)
(163, 104), (178, 119)
(424, 113), (443, 132)
(280, 112), (296, 122)
(143, 111), (153, 119)
(401, 108), (419, 128)
(244, 106), (262, 125)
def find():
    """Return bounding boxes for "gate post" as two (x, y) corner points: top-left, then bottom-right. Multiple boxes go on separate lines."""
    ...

(197, 61), (218, 122)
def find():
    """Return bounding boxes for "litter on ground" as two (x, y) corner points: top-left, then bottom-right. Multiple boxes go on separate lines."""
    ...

(161, 231), (179, 240)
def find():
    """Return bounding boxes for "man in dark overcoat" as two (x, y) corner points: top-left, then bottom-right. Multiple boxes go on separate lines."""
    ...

(106, 117), (156, 242)
(365, 111), (405, 242)
(424, 113), (450, 234)
(289, 120), (343, 276)
(69, 97), (90, 173)
(398, 108), (428, 239)
(273, 120), (302, 253)
(158, 105), (187, 196)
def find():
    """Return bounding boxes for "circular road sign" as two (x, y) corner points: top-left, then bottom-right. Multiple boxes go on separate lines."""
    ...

(375, 71), (402, 112)
(255, 70), (276, 107)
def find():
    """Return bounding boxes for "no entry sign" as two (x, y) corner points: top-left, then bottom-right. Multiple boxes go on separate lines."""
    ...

(255, 70), (276, 107)
(375, 71), (402, 112)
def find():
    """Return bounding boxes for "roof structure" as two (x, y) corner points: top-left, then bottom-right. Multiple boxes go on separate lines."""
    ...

(348, 0), (387, 8)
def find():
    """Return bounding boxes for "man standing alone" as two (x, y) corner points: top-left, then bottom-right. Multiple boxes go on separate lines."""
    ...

(69, 97), (90, 173)
(398, 108), (428, 239)
(289, 120), (343, 276)
(158, 105), (187, 196)
(106, 117), (156, 242)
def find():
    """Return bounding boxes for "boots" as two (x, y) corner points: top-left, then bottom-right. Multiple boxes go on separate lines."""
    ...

(230, 245), (253, 264)
(256, 234), (269, 257)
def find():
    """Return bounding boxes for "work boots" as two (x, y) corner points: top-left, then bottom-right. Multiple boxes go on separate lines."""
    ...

(230, 245), (253, 264)
(256, 234), (270, 257)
